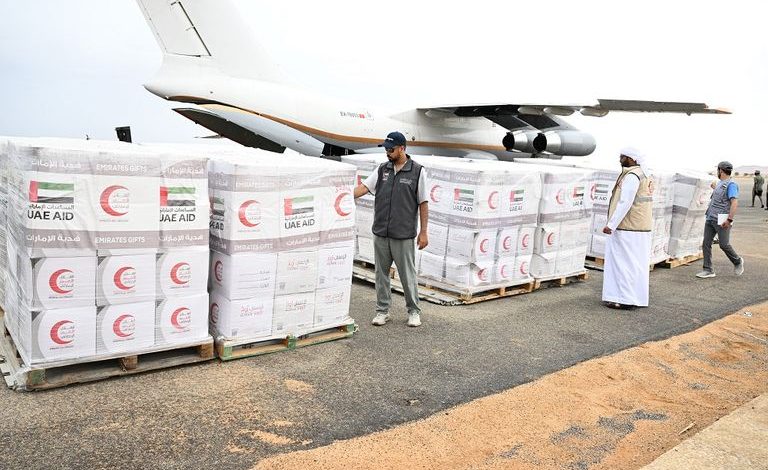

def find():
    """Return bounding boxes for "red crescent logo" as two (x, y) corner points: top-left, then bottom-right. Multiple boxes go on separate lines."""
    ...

(113, 266), (136, 291)
(488, 191), (499, 210)
(590, 183), (597, 201)
(502, 236), (512, 251)
(112, 314), (135, 338)
(49, 269), (74, 294)
(50, 320), (74, 345)
(430, 185), (442, 203)
(334, 192), (352, 217)
(100, 185), (129, 217)
(171, 307), (191, 331)
(556, 188), (565, 205)
(520, 261), (529, 275)
(170, 262), (190, 285)
(479, 239), (489, 254)
(522, 234), (530, 248)
(210, 303), (219, 324)
(478, 269), (488, 281)
(547, 233), (556, 246)
(238, 200), (260, 227)
(214, 260), (223, 282)
(500, 265), (509, 279)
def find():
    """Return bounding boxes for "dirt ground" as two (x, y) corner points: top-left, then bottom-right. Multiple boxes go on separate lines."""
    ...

(254, 302), (768, 470)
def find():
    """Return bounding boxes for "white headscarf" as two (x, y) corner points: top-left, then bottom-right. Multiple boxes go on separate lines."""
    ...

(620, 146), (649, 174)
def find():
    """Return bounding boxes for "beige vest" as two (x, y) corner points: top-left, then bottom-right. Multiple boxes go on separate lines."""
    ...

(608, 166), (653, 232)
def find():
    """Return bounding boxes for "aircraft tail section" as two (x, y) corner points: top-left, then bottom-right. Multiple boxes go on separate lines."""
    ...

(136, 0), (286, 82)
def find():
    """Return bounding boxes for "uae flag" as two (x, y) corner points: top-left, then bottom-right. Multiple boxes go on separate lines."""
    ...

(210, 197), (225, 217)
(453, 188), (474, 203)
(161, 186), (196, 207)
(29, 181), (74, 204)
(572, 186), (585, 199)
(509, 189), (525, 202)
(284, 196), (314, 216)
(594, 183), (610, 195)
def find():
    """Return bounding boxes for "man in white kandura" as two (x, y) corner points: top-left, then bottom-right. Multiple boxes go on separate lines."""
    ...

(602, 147), (654, 310)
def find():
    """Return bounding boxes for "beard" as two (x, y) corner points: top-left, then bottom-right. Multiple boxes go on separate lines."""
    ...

(620, 160), (633, 168)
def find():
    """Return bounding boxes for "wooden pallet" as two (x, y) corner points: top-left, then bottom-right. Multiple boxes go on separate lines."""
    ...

(354, 260), (396, 279)
(353, 263), (538, 306)
(294, 322), (358, 349)
(659, 253), (703, 269)
(585, 256), (606, 271)
(534, 271), (589, 289)
(216, 321), (358, 361)
(586, 256), (663, 272)
(215, 334), (295, 362)
(0, 323), (214, 391)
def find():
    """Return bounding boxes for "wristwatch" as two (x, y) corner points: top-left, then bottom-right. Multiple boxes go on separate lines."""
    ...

(727, 218), (734, 222)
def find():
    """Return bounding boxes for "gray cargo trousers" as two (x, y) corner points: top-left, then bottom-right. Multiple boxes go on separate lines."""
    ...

(702, 218), (741, 272)
(374, 235), (420, 316)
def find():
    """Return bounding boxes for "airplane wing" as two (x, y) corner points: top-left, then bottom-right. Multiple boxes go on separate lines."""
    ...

(174, 108), (286, 153)
(420, 99), (730, 126)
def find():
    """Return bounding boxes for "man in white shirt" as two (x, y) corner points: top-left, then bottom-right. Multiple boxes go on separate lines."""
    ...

(601, 147), (654, 310)
(353, 131), (429, 327)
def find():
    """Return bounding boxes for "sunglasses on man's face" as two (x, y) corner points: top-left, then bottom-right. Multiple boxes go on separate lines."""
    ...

(385, 146), (399, 154)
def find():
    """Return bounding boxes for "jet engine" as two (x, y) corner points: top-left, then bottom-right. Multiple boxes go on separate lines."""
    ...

(502, 130), (539, 153)
(532, 130), (596, 157)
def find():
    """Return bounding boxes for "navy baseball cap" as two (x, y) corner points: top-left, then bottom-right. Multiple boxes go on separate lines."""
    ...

(379, 131), (407, 149)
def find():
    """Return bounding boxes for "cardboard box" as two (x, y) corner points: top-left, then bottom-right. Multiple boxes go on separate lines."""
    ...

(209, 251), (277, 300)
(17, 306), (97, 365)
(96, 254), (156, 305)
(272, 291), (315, 335)
(276, 250), (317, 295)
(10, 251), (96, 309)
(208, 290), (273, 341)
(156, 249), (208, 299)
(314, 287), (351, 328)
(96, 301), (156, 355)
(316, 242), (354, 290)
(155, 294), (209, 346)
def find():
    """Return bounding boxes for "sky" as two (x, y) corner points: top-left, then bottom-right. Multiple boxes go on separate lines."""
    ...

(1, 0), (766, 172)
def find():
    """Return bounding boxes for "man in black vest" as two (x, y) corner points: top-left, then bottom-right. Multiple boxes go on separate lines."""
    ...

(354, 131), (429, 327)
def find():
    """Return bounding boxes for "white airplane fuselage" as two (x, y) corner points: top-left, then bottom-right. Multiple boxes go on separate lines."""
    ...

(146, 56), (510, 158)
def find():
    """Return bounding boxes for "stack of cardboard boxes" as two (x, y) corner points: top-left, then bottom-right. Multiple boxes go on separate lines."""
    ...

(0, 139), (210, 367)
(208, 152), (356, 342)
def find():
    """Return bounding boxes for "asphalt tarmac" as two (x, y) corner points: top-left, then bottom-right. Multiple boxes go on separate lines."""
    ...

(1, 194), (766, 470)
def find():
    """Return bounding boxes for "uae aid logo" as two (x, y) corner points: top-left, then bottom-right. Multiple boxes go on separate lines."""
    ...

(100, 185), (130, 217)
(161, 186), (196, 207)
(50, 320), (75, 345)
(29, 181), (74, 204)
(284, 196), (314, 217)
(49, 269), (74, 294)
(112, 314), (136, 338)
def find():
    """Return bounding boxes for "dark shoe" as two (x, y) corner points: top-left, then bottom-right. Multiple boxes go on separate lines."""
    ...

(605, 302), (637, 310)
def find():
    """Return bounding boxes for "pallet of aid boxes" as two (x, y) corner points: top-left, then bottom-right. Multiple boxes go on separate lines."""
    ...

(0, 138), (213, 391)
(519, 163), (591, 285)
(416, 157), (543, 300)
(208, 151), (357, 361)
(667, 170), (713, 265)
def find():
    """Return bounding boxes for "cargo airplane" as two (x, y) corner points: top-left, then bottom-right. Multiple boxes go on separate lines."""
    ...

(136, 0), (729, 160)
